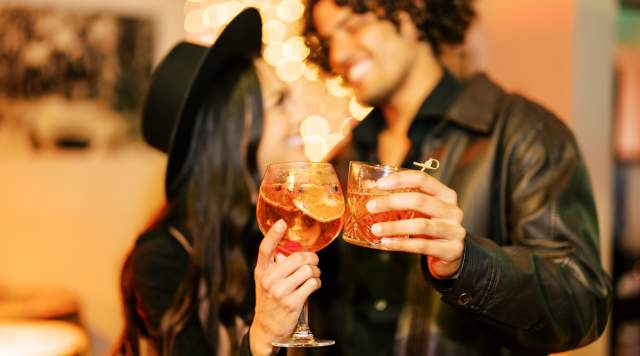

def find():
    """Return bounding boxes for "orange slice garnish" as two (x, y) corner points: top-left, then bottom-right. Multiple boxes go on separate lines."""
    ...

(259, 184), (297, 212)
(293, 184), (345, 222)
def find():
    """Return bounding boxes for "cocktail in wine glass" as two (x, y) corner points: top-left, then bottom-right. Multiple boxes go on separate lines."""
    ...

(256, 162), (344, 347)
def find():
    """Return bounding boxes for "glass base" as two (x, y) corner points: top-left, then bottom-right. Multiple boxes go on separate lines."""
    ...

(342, 235), (390, 251)
(272, 299), (334, 348)
(272, 337), (335, 348)
(272, 329), (334, 348)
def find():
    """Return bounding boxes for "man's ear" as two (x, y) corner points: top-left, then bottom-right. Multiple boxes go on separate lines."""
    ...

(397, 11), (419, 41)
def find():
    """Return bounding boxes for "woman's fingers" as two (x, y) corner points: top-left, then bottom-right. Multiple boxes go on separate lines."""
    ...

(260, 252), (319, 290)
(256, 220), (287, 271)
(269, 265), (321, 300)
(282, 278), (322, 312)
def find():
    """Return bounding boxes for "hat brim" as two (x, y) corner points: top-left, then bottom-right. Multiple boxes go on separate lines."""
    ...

(165, 8), (262, 197)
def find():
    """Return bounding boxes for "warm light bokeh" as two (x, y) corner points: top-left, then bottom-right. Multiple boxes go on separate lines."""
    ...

(282, 36), (309, 62)
(349, 96), (373, 121)
(263, 41), (287, 67)
(262, 20), (286, 44)
(184, 9), (206, 34)
(275, 61), (305, 82)
(276, 0), (304, 23)
(325, 76), (353, 98)
(300, 115), (330, 138)
(184, 0), (358, 162)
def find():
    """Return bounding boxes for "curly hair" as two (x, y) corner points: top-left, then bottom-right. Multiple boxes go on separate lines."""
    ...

(304, 0), (476, 72)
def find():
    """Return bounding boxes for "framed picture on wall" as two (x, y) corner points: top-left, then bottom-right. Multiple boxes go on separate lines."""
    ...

(0, 5), (153, 151)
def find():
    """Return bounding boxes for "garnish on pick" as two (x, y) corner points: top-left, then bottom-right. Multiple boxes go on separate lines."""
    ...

(413, 158), (440, 172)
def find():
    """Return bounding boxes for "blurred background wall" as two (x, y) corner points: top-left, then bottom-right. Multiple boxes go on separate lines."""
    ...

(462, 1), (617, 354)
(0, 0), (186, 63)
(612, 3), (640, 356)
(0, 0), (182, 353)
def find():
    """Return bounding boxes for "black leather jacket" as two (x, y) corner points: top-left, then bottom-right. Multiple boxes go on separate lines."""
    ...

(313, 72), (612, 356)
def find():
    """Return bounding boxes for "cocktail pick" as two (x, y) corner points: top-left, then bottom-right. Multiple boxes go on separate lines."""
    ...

(413, 158), (440, 172)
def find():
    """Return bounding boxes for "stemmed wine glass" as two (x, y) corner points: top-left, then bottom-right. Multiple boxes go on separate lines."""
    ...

(256, 162), (345, 347)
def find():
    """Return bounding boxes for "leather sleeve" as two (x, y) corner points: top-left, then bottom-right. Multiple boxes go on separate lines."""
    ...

(428, 111), (612, 353)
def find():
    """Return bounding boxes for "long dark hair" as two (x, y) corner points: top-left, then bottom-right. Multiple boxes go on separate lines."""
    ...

(117, 57), (263, 355)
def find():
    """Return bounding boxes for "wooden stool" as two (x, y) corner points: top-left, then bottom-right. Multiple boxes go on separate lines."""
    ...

(0, 286), (80, 323)
(0, 320), (88, 355)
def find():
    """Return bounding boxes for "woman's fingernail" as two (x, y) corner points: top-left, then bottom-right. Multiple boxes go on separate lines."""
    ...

(371, 224), (382, 236)
(366, 200), (376, 212)
(274, 220), (286, 232)
(380, 238), (390, 246)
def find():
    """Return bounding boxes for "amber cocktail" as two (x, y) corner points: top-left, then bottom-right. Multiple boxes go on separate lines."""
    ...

(256, 163), (344, 255)
(343, 161), (425, 250)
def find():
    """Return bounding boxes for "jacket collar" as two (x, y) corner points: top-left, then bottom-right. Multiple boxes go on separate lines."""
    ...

(353, 71), (503, 147)
(445, 73), (503, 134)
(416, 69), (463, 119)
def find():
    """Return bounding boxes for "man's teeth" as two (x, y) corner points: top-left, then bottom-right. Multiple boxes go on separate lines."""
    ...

(348, 60), (372, 83)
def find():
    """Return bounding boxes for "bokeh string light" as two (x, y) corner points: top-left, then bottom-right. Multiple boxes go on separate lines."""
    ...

(349, 96), (373, 120)
(202, 3), (228, 28)
(282, 36), (309, 62)
(325, 76), (352, 98)
(300, 115), (330, 138)
(263, 20), (286, 43)
(276, 0), (304, 23)
(302, 134), (327, 163)
(276, 61), (305, 82)
(263, 41), (287, 67)
(302, 62), (319, 81)
(184, 9), (206, 34)
(184, 0), (372, 162)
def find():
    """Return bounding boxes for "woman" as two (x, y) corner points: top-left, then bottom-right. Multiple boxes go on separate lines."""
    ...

(117, 9), (320, 356)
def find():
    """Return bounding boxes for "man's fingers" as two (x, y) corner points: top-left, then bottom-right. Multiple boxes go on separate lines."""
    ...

(377, 170), (457, 205)
(367, 192), (463, 222)
(380, 236), (463, 262)
(257, 220), (287, 270)
(371, 218), (466, 240)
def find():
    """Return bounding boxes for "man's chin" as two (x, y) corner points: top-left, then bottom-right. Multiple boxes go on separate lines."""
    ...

(354, 89), (385, 108)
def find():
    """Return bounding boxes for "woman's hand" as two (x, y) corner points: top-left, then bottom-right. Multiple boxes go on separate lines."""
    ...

(249, 220), (321, 356)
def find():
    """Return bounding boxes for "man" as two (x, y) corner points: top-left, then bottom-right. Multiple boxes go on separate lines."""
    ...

(303, 1), (612, 355)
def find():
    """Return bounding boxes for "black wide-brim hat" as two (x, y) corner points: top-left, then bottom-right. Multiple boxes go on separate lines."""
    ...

(142, 8), (262, 198)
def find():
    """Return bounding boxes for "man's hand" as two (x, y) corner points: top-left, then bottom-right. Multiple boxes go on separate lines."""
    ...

(366, 170), (466, 279)
(250, 220), (321, 356)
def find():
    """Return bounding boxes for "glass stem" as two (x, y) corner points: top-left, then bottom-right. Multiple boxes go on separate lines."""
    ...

(291, 300), (314, 340)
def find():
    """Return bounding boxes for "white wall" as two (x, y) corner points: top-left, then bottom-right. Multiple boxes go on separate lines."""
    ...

(569, 0), (617, 354)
